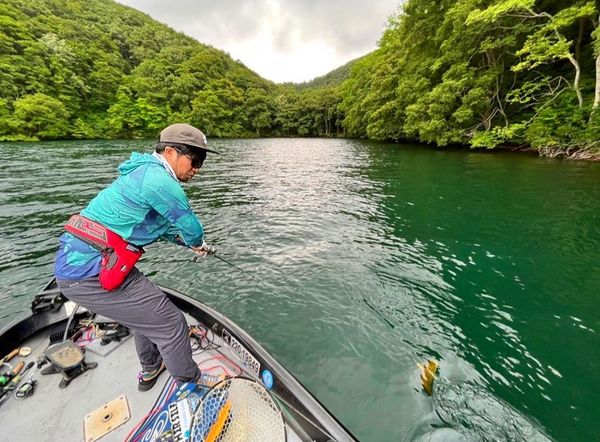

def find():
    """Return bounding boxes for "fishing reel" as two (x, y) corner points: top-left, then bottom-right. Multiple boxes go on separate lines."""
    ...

(15, 378), (37, 398)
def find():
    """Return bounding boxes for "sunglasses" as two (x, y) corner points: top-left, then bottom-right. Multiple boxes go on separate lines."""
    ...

(172, 146), (204, 169)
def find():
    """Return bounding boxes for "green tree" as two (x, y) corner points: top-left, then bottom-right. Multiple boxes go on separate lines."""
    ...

(245, 88), (273, 136)
(12, 93), (69, 139)
(0, 98), (11, 136)
(273, 89), (301, 136)
(468, 1), (596, 108)
(107, 88), (168, 138)
(189, 79), (245, 137)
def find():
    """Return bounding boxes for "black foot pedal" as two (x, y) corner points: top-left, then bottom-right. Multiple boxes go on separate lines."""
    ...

(44, 341), (98, 388)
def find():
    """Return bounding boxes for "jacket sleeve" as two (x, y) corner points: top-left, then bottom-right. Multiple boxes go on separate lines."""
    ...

(160, 227), (187, 246)
(143, 169), (205, 247)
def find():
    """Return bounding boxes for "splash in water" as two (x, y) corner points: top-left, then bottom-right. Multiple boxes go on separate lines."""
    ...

(418, 360), (551, 442)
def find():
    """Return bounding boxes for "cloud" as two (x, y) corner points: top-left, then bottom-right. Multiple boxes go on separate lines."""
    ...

(117, 0), (401, 82)
(270, 0), (395, 53)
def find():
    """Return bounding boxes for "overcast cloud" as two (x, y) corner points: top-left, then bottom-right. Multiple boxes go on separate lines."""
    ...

(116, 0), (402, 83)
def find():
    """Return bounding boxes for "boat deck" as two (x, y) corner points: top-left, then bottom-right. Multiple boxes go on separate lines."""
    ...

(0, 306), (303, 442)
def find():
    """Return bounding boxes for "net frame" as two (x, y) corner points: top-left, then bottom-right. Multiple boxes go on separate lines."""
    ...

(189, 376), (287, 442)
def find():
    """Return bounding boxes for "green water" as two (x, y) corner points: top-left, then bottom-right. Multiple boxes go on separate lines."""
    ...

(0, 139), (598, 441)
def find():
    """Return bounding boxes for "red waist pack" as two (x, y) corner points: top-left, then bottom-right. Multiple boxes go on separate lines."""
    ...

(65, 214), (144, 291)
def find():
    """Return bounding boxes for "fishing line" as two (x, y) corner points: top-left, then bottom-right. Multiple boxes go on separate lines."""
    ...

(198, 252), (399, 327)
(174, 245), (394, 329)
(362, 298), (396, 329)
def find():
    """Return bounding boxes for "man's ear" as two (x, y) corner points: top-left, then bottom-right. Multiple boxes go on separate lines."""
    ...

(163, 145), (176, 158)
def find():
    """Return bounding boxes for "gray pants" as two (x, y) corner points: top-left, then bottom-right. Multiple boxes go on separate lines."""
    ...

(56, 268), (201, 382)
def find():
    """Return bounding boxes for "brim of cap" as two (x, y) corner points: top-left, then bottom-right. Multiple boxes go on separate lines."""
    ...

(183, 143), (220, 155)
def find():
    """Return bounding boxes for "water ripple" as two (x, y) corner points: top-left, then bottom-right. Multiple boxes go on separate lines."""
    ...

(1, 139), (599, 441)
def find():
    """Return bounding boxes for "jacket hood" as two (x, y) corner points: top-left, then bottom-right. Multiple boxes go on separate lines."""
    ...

(118, 152), (160, 176)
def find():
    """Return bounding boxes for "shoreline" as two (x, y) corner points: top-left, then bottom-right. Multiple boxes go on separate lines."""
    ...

(2, 135), (599, 162)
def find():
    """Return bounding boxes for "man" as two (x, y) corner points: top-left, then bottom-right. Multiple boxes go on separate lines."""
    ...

(54, 123), (217, 391)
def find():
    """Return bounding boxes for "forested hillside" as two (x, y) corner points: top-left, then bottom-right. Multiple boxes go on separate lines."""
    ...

(1, 0), (599, 159)
(342, 0), (600, 158)
(294, 57), (361, 91)
(0, 0), (342, 140)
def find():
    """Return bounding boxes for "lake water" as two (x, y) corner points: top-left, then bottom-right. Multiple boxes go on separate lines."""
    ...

(0, 138), (598, 441)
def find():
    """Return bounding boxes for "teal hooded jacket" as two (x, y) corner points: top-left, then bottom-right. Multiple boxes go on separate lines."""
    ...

(54, 152), (204, 280)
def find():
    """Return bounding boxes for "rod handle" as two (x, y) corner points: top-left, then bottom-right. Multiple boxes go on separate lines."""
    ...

(0, 348), (19, 363)
(11, 361), (24, 375)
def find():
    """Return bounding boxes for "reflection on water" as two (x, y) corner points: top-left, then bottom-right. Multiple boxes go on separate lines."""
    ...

(1, 138), (599, 441)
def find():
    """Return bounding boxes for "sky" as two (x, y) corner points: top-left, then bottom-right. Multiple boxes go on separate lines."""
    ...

(116, 0), (402, 84)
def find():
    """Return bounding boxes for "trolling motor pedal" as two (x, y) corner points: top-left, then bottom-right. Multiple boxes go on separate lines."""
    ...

(42, 341), (97, 388)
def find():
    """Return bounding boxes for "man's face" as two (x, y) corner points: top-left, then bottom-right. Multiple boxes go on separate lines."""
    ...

(164, 146), (201, 182)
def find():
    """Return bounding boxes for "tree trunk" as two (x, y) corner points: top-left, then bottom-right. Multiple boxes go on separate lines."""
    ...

(592, 54), (600, 114)
(567, 54), (583, 108)
(590, 14), (600, 120)
(543, 13), (583, 107)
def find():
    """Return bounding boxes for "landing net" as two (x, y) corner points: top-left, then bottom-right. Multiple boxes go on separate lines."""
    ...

(190, 377), (286, 442)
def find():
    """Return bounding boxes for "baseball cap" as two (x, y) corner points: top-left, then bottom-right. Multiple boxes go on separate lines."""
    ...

(159, 123), (220, 154)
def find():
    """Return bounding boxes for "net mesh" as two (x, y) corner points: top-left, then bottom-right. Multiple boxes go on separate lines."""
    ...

(190, 377), (286, 442)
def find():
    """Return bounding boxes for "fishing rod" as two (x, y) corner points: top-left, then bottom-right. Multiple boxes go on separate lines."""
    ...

(362, 298), (396, 329)
(191, 253), (263, 284)
(163, 245), (264, 286)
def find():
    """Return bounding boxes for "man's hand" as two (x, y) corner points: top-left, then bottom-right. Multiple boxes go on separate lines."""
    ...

(191, 241), (217, 257)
